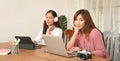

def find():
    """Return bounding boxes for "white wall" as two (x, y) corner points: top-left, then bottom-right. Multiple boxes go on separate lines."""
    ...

(0, 0), (79, 42)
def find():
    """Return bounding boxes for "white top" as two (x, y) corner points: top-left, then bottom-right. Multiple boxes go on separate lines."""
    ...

(34, 27), (63, 45)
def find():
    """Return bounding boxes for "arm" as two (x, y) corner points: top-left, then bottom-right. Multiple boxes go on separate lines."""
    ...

(34, 28), (45, 45)
(34, 28), (43, 42)
(66, 26), (79, 51)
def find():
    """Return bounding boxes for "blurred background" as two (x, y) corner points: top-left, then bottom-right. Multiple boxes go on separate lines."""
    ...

(0, 0), (120, 42)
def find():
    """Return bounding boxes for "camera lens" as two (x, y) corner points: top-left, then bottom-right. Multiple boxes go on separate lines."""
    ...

(80, 54), (87, 60)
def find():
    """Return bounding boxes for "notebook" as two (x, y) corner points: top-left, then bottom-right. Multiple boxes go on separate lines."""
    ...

(0, 49), (11, 55)
(42, 35), (76, 57)
(15, 36), (35, 49)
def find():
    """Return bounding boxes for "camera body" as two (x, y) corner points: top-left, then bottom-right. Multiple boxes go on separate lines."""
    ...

(77, 50), (92, 60)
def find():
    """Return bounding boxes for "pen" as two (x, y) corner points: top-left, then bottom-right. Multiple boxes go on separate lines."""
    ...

(15, 39), (20, 45)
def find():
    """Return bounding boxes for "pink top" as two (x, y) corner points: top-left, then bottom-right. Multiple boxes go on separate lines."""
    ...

(75, 28), (108, 58)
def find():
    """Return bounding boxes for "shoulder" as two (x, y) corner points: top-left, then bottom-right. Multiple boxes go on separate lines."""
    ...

(90, 28), (102, 37)
(90, 28), (101, 34)
(89, 28), (104, 43)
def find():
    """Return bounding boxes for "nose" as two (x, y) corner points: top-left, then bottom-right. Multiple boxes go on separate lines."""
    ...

(76, 21), (80, 24)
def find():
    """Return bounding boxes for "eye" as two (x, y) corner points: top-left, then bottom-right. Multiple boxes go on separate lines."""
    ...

(49, 17), (54, 19)
(50, 17), (52, 19)
(79, 18), (83, 21)
(74, 18), (79, 21)
(74, 19), (77, 21)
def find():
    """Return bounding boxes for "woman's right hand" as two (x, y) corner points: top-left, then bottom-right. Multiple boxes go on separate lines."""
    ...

(46, 25), (55, 35)
(33, 41), (39, 46)
(47, 25), (55, 31)
(73, 26), (79, 34)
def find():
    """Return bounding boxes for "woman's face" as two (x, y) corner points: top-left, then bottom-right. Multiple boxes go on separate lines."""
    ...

(74, 14), (85, 30)
(45, 12), (54, 26)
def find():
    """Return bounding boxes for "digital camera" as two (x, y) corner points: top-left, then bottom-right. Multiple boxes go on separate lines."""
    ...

(77, 50), (92, 60)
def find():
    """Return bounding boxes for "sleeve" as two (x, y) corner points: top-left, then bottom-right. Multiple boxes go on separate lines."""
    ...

(34, 28), (46, 45)
(92, 29), (107, 58)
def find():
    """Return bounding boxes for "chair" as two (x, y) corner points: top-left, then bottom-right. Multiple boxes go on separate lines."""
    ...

(103, 32), (120, 61)
(113, 34), (120, 61)
(64, 29), (74, 48)
(103, 31), (113, 47)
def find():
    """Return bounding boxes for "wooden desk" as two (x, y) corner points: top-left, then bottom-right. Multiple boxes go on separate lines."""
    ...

(0, 42), (110, 61)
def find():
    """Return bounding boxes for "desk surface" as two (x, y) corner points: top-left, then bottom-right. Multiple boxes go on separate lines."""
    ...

(0, 42), (110, 61)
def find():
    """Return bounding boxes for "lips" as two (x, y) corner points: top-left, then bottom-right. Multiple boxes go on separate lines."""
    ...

(76, 25), (82, 29)
(46, 21), (50, 24)
(76, 25), (81, 28)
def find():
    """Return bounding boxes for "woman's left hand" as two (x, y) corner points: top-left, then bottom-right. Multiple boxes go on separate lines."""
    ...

(69, 47), (81, 53)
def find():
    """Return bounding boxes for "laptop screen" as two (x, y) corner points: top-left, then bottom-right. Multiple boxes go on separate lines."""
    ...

(15, 36), (33, 44)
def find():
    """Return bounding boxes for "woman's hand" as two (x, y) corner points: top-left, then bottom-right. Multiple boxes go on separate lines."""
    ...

(46, 25), (55, 35)
(48, 25), (54, 31)
(73, 26), (79, 34)
(33, 41), (39, 46)
(69, 47), (81, 53)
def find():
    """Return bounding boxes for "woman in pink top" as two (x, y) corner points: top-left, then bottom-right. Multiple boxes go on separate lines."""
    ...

(66, 9), (107, 58)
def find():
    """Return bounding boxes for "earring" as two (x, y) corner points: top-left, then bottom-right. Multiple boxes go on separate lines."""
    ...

(54, 17), (58, 22)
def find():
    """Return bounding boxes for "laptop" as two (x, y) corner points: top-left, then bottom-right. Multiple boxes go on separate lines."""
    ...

(42, 35), (76, 57)
(15, 36), (35, 49)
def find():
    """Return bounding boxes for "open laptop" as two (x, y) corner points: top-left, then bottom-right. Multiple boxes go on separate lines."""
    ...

(15, 36), (35, 49)
(42, 35), (76, 57)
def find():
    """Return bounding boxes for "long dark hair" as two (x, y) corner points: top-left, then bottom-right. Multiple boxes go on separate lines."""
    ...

(73, 9), (96, 38)
(43, 10), (61, 34)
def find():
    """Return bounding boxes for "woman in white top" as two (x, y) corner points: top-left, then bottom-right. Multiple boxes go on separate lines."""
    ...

(33, 10), (63, 45)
